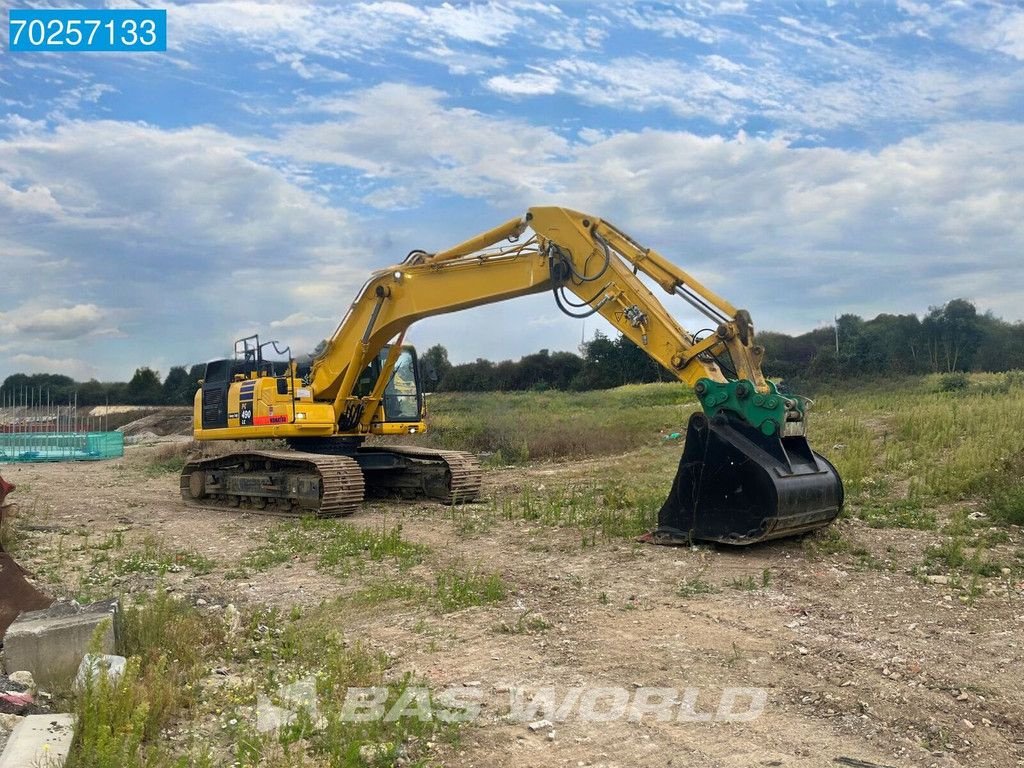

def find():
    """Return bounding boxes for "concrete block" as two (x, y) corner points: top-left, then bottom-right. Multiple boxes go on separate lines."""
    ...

(0, 714), (74, 768)
(1, 599), (119, 690)
(75, 654), (127, 689)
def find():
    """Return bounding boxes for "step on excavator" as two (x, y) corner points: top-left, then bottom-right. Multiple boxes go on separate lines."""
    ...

(182, 207), (843, 545)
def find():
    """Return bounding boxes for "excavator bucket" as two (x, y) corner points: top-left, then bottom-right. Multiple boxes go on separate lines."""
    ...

(649, 412), (843, 545)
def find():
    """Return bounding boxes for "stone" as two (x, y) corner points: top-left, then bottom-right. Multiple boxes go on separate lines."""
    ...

(528, 719), (553, 732)
(0, 714), (75, 768)
(1, 599), (118, 689)
(6, 672), (34, 690)
(358, 743), (392, 763)
(75, 654), (127, 689)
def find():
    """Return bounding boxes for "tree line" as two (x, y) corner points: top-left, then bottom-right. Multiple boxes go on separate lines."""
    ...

(0, 365), (204, 408)
(425, 298), (1024, 392)
(3, 299), (1022, 405)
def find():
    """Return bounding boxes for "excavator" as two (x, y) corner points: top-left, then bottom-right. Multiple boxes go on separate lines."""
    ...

(182, 206), (843, 545)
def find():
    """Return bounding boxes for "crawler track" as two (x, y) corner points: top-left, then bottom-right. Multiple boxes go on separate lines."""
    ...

(180, 451), (365, 517)
(357, 445), (483, 504)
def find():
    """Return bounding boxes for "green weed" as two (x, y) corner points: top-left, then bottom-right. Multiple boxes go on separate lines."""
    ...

(495, 608), (551, 635)
(726, 575), (758, 591)
(678, 576), (718, 597)
(856, 499), (937, 530)
(433, 566), (507, 613)
(239, 519), (426, 578)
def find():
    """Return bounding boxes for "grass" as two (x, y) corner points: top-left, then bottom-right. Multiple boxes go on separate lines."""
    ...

(922, 539), (1005, 578)
(68, 591), (224, 768)
(140, 442), (194, 476)
(412, 374), (1024, 544)
(67, 586), (467, 768)
(417, 382), (699, 464)
(494, 479), (664, 540)
(433, 566), (507, 613)
(495, 608), (551, 635)
(236, 518), (426, 579)
(75, 534), (215, 602)
(0, 503), (19, 551)
(855, 498), (938, 530)
(113, 539), (215, 577)
(678, 576), (718, 597)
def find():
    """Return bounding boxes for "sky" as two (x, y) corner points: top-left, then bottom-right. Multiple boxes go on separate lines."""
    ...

(1, 0), (1023, 384)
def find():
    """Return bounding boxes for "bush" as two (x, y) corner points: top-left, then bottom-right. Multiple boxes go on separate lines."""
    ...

(937, 372), (970, 391)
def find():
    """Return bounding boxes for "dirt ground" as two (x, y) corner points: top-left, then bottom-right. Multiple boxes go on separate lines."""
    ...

(2, 446), (1023, 768)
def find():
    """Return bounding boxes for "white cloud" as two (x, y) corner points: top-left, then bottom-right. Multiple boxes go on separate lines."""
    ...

(278, 84), (570, 202)
(270, 312), (333, 328)
(260, 84), (1024, 332)
(613, 5), (720, 43)
(8, 353), (98, 381)
(0, 117), (375, 380)
(972, 9), (1024, 60)
(486, 72), (561, 96)
(0, 304), (117, 341)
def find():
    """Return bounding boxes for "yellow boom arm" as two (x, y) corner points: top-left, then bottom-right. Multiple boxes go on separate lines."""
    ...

(308, 206), (776, 431)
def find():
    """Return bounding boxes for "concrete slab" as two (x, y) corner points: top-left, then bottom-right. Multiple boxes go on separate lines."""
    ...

(1, 599), (119, 690)
(0, 714), (74, 768)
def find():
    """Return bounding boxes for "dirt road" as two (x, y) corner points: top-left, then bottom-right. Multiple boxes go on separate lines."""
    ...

(2, 446), (1022, 768)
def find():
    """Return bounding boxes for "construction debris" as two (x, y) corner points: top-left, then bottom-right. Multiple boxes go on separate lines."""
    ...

(0, 713), (74, 768)
(2, 599), (119, 690)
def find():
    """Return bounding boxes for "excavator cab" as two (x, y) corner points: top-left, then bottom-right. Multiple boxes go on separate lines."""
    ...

(355, 345), (424, 423)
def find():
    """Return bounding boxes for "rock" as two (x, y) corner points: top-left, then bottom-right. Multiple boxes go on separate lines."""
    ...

(926, 576), (949, 585)
(224, 604), (241, 635)
(528, 719), (554, 732)
(6, 672), (33, 690)
(358, 743), (392, 763)
(75, 654), (127, 689)
(0, 691), (33, 716)
(547, 730), (556, 741)
(196, 598), (208, 606)
(962, 718), (974, 729)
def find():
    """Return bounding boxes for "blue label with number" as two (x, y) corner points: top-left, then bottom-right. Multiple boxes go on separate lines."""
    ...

(9, 9), (167, 52)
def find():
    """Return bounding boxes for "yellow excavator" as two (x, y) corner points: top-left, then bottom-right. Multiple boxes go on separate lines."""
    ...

(182, 206), (843, 545)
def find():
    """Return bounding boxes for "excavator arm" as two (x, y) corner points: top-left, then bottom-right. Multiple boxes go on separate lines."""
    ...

(308, 206), (803, 442)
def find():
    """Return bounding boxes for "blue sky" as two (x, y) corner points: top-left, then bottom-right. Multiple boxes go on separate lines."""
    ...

(1, 0), (1023, 383)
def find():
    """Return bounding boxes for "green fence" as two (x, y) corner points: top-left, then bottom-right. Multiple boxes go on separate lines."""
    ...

(0, 431), (124, 463)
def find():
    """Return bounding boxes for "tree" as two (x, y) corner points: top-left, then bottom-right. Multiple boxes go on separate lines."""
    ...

(419, 344), (452, 391)
(126, 367), (163, 405)
(923, 299), (982, 372)
(77, 379), (109, 406)
(162, 366), (195, 405)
